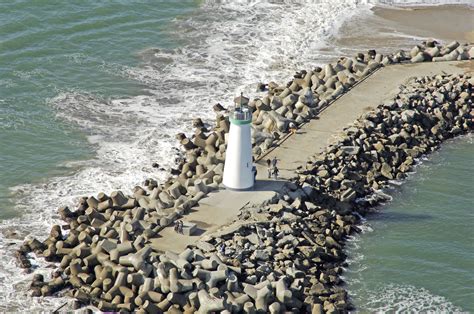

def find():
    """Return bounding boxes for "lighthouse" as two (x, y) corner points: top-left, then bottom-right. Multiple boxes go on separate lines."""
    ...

(223, 93), (254, 190)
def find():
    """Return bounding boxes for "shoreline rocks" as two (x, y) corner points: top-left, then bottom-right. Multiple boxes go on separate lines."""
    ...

(15, 41), (473, 313)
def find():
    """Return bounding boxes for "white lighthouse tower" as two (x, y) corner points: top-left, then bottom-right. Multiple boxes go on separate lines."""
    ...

(223, 93), (254, 190)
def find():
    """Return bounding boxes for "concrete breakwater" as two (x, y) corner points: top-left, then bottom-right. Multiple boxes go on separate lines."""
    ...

(143, 40), (474, 220)
(15, 41), (473, 313)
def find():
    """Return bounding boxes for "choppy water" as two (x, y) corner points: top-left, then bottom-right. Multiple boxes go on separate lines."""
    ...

(345, 134), (474, 312)
(0, 0), (472, 312)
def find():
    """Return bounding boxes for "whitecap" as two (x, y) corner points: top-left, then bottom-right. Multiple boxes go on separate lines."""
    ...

(360, 283), (464, 312)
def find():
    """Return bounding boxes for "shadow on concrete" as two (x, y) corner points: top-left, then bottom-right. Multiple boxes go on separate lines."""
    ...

(211, 180), (287, 193)
(189, 220), (213, 229)
(253, 179), (286, 192)
(188, 226), (206, 236)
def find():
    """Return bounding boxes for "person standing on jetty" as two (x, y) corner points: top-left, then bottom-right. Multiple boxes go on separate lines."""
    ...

(266, 159), (272, 178)
(174, 220), (183, 234)
(271, 157), (279, 179)
(273, 166), (280, 180)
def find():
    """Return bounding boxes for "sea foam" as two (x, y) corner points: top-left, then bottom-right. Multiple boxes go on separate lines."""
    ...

(362, 284), (463, 312)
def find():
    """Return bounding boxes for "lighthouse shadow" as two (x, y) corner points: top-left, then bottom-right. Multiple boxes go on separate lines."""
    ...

(253, 179), (287, 192)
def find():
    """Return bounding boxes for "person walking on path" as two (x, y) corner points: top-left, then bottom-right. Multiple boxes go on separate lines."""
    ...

(272, 156), (278, 168)
(273, 166), (279, 180)
(266, 159), (272, 178)
(177, 220), (184, 234)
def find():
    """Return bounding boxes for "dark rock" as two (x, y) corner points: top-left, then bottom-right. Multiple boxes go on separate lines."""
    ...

(401, 110), (416, 123)
(340, 146), (360, 156)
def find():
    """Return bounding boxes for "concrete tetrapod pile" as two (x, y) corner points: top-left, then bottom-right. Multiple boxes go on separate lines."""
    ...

(14, 46), (473, 312)
(137, 40), (474, 235)
(184, 73), (473, 313)
(298, 73), (473, 209)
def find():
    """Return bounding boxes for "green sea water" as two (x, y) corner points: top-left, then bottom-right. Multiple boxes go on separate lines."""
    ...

(0, 1), (198, 219)
(345, 134), (474, 312)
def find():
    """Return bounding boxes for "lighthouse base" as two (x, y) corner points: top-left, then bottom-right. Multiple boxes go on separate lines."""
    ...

(223, 184), (254, 191)
(223, 121), (254, 190)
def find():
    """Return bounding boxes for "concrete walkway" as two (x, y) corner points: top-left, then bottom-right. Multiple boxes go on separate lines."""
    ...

(150, 60), (473, 254)
(258, 60), (473, 179)
(149, 179), (285, 253)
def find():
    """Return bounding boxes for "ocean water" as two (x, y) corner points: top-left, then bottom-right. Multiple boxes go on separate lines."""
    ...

(0, 1), (199, 310)
(345, 134), (474, 312)
(0, 0), (472, 312)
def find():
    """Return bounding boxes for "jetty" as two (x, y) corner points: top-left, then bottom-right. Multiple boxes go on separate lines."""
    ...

(149, 60), (473, 254)
(18, 40), (473, 313)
